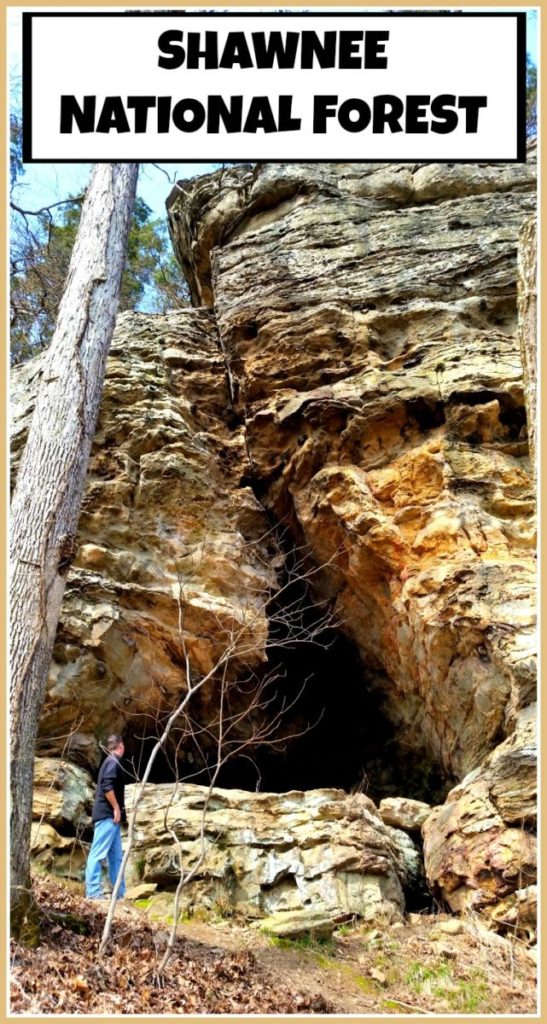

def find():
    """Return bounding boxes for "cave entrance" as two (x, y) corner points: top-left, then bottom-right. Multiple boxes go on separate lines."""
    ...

(210, 628), (448, 804)
(124, 624), (448, 807)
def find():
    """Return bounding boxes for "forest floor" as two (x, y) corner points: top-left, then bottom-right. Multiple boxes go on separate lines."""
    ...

(10, 874), (537, 1015)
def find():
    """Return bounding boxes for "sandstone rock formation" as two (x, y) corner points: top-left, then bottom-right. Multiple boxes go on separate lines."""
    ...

(518, 217), (537, 482)
(30, 761), (422, 925)
(167, 158), (537, 920)
(28, 761), (424, 921)
(12, 311), (275, 768)
(13, 156), (537, 929)
(33, 757), (94, 832)
(168, 159), (536, 784)
(422, 703), (536, 918)
(31, 758), (94, 880)
(379, 797), (431, 832)
(123, 782), (420, 923)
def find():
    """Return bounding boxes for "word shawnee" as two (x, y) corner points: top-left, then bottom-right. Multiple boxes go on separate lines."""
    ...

(157, 30), (391, 69)
(60, 94), (487, 135)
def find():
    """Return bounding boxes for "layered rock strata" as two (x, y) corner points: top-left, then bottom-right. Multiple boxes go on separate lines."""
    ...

(12, 157), (537, 926)
(126, 783), (422, 923)
(30, 760), (421, 924)
(12, 311), (275, 768)
(422, 703), (536, 922)
(168, 159), (537, 916)
(168, 160), (536, 781)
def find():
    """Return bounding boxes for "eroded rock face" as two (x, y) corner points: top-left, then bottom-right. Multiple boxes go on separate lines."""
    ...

(32, 757), (94, 832)
(125, 783), (418, 923)
(422, 704), (536, 915)
(168, 159), (536, 784)
(12, 311), (274, 766)
(31, 758), (94, 880)
(168, 158), (537, 922)
(29, 760), (420, 923)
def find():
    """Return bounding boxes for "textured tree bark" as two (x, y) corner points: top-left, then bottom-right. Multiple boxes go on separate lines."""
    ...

(10, 163), (138, 941)
(517, 216), (537, 486)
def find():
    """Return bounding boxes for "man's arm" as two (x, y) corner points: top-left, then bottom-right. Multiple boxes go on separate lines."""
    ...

(104, 788), (121, 823)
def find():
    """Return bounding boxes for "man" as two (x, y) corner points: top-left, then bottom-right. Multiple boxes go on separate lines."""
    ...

(85, 733), (127, 900)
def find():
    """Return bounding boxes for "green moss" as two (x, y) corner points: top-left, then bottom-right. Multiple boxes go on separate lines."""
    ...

(381, 999), (413, 1013)
(266, 934), (334, 954)
(177, 910), (195, 924)
(11, 889), (42, 947)
(134, 856), (146, 882)
(352, 972), (376, 993)
(134, 898), (152, 910)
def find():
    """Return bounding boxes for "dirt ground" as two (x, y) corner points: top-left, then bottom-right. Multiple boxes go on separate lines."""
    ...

(173, 912), (537, 1016)
(10, 875), (537, 1016)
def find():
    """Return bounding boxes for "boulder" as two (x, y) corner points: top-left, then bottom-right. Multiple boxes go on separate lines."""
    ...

(125, 783), (417, 923)
(30, 821), (86, 880)
(423, 706), (536, 917)
(259, 909), (335, 940)
(125, 883), (158, 901)
(379, 797), (431, 831)
(32, 757), (94, 831)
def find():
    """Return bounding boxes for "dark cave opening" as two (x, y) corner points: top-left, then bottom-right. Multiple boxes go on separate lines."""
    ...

(123, 622), (449, 809)
(121, 625), (441, 914)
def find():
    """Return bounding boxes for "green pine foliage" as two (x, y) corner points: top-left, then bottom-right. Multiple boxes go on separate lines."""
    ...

(11, 193), (189, 365)
(10, 113), (189, 366)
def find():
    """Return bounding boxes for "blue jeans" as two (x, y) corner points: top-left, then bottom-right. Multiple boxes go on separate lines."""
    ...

(85, 818), (126, 898)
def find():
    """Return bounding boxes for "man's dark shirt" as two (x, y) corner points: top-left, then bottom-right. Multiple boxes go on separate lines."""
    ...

(91, 754), (126, 824)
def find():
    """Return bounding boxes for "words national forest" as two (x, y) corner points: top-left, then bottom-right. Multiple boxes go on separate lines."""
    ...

(10, 154), (537, 1015)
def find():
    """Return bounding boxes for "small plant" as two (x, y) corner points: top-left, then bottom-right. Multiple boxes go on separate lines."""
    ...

(134, 855), (146, 881)
(406, 961), (452, 996)
(336, 916), (359, 937)
(405, 961), (493, 1013)
(446, 970), (491, 1014)
(336, 924), (352, 937)
(210, 881), (235, 921)
(266, 933), (335, 955)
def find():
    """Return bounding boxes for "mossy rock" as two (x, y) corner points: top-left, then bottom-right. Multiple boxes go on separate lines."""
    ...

(260, 909), (335, 941)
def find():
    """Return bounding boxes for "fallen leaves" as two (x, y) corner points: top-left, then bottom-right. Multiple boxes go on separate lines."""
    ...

(10, 876), (334, 1015)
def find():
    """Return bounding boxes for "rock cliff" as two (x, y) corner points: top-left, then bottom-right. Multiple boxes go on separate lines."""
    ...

(11, 310), (276, 769)
(169, 161), (537, 922)
(13, 156), (536, 928)
(168, 160), (536, 783)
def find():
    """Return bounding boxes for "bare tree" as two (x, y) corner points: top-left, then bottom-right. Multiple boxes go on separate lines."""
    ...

(10, 163), (139, 942)
(99, 535), (334, 961)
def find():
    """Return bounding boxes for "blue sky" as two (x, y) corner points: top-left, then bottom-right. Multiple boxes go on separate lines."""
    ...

(8, 8), (539, 223)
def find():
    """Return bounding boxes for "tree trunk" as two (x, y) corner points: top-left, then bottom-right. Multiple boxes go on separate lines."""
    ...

(517, 216), (537, 486)
(10, 163), (138, 941)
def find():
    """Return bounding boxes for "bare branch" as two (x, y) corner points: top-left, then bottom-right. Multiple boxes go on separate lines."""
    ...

(10, 196), (84, 218)
(98, 532), (336, 963)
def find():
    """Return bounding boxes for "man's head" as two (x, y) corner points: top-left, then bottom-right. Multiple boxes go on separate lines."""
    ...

(106, 733), (125, 757)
